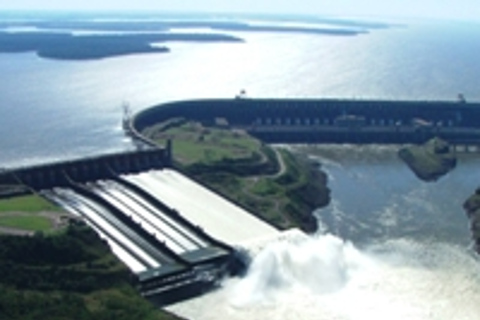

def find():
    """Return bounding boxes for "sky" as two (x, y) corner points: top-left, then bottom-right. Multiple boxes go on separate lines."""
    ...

(1, 0), (480, 21)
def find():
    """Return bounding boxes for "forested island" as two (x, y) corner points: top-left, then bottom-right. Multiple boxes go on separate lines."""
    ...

(0, 32), (242, 60)
(0, 17), (390, 60)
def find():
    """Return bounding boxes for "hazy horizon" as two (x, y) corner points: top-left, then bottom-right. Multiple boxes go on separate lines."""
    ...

(1, 0), (479, 22)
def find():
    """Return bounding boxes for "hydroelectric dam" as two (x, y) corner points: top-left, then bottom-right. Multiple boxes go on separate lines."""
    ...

(0, 148), (279, 306)
(134, 97), (480, 146)
(3, 97), (480, 306)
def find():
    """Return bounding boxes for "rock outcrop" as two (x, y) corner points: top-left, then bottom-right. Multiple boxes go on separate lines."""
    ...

(398, 138), (457, 182)
(463, 188), (480, 254)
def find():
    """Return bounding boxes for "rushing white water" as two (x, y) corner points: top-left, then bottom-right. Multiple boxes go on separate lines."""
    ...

(168, 144), (480, 319)
(168, 232), (480, 320)
(126, 169), (279, 245)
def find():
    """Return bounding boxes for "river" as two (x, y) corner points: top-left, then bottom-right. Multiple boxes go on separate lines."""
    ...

(166, 145), (480, 320)
(1, 14), (480, 319)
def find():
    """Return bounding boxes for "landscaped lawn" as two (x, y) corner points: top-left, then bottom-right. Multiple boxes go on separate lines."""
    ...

(0, 195), (60, 213)
(0, 215), (52, 231)
(149, 121), (261, 165)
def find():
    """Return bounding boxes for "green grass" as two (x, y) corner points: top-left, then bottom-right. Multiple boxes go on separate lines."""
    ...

(146, 120), (260, 166)
(250, 179), (283, 197)
(173, 140), (240, 164)
(145, 119), (329, 231)
(0, 215), (52, 231)
(0, 195), (60, 213)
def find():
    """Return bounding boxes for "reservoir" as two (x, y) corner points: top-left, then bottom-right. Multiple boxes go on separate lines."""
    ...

(1, 14), (480, 319)
(2, 19), (480, 167)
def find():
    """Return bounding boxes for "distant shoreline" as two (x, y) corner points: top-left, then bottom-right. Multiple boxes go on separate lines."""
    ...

(0, 17), (389, 60)
(0, 32), (242, 60)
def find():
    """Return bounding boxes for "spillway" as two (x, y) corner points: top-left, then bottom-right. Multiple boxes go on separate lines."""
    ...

(125, 168), (279, 245)
(88, 180), (208, 254)
(45, 188), (157, 272)
(42, 168), (276, 306)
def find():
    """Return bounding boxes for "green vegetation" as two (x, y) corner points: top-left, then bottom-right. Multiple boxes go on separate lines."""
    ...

(0, 221), (179, 320)
(0, 194), (60, 213)
(0, 215), (52, 232)
(398, 137), (457, 182)
(0, 31), (241, 61)
(144, 119), (262, 166)
(144, 119), (330, 232)
(0, 194), (66, 234)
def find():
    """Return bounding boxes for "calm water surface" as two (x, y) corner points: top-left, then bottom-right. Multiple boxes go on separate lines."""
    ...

(1, 20), (480, 167)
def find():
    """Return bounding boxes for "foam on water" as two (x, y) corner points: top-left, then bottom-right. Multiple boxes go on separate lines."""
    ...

(168, 232), (480, 320)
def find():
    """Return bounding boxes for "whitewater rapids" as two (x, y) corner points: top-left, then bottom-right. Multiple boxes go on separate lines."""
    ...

(168, 231), (480, 320)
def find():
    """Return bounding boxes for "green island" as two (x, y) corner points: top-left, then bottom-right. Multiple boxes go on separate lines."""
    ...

(398, 137), (457, 182)
(0, 17), (381, 61)
(0, 195), (180, 320)
(142, 118), (331, 232)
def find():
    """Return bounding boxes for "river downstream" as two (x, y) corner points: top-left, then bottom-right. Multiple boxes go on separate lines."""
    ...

(168, 144), (480, 320)
(305, 144), (477, 246)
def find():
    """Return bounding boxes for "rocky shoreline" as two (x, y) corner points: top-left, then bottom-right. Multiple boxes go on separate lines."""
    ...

(463, 189), (480, 254)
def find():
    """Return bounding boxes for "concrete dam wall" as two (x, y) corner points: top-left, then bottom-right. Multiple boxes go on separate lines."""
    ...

(133, 98), (480, 144)
(0, 148), (171, 191)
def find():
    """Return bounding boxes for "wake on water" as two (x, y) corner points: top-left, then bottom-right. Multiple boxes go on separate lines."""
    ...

(168, 231), (480, 320)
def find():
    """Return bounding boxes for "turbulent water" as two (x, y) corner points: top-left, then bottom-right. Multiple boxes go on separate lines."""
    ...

(1, 14), (480, 319)
(306, 145), (479, 246)
(168, 146), (480, 319)
(169, 233), (480, 320)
